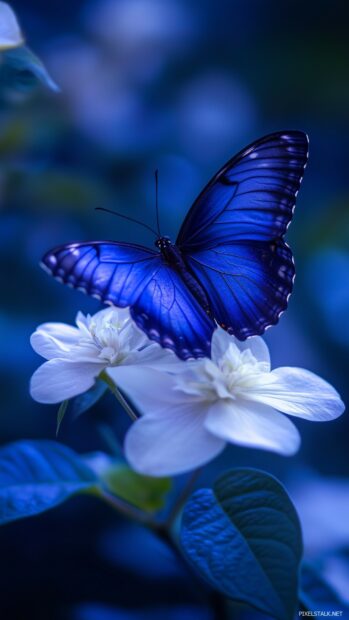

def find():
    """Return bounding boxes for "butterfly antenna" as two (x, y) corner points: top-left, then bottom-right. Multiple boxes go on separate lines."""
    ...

(95, 207), (158, 236)
(155, 169), (161, 237)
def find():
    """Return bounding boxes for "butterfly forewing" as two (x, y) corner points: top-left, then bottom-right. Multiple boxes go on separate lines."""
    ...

(42, 242), (160, 306)
(177, 131), (308, 249)
(176, 130), (308, 339)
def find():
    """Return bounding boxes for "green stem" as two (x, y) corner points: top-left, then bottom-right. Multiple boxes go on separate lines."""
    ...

(166, 467), (203, 528)
(100, 371), (138, 422)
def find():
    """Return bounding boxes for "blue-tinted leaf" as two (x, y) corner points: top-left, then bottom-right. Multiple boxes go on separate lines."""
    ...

(0, 440), (98, 525)
(300, 563), (347, 611)
(70, 378), (108, 419)
(180, 468), (303, 620)
(0, 45), (59, 94)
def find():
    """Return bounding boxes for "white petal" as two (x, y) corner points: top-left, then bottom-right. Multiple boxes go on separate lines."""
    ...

(34, 322), (80, 343)
(205, 399), (300, 456)
(0, 2), (24, 50)
(30, 359), (103, 403)
(239, 336), (271, 368)
(122, 318), (150, 351)
(247, 367), (345, 421)
(107, 366), (181, 414)
(124, 342), (187, 372)
(124, 401), (225, 476)
(75, 311), (91, 335)
(30, 324), (80, 359)
(212, 328), (270, 369)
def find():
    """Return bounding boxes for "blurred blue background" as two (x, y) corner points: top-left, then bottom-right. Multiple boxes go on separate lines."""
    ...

(1, 0), (349, 618)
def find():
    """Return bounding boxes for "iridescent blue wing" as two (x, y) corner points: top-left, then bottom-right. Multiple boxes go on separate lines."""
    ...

(177, 131), (309, 338)
(41, 242), (214, 359)
(186, 241), (294, 338)
(130, 263), (214, 359)
(41, 242), (160, 306)
(177, 130), (308, 249)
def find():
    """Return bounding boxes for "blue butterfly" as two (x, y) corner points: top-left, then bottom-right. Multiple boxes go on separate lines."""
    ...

(41, 131), (309, 360)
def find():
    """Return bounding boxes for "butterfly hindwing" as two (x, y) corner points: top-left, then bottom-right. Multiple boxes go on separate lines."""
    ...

(130, 263), (215, 359)
(186, 241), (294, 339)
(42, 241), (215, 359)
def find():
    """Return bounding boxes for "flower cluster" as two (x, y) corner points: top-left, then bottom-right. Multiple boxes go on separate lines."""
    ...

(30, 307), (345, 476)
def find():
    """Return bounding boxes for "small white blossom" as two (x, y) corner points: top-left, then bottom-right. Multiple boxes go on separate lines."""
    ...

(0, 2), (24, 51)
(30, 307), (181, 404)
(120, 329), (345, 476)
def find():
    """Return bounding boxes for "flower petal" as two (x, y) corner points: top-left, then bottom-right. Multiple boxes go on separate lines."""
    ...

(247, 367), (345, 421)
(204, 399), (300, 456)
(107, 366), (181, 414)
(30, 359), (103, 403)
(124, 342), (187, 372)
(30, 324), (80, 360)
(212, 328), (270, 369)
(124, 401), (225, 476)
(0, 2), (24, 50)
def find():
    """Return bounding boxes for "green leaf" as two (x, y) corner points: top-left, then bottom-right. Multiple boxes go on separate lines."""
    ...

(0, 440), (98, 525)
(102, 463), (172, 513)
(180, 468), (303, 620)
(0, 45), (59, 95)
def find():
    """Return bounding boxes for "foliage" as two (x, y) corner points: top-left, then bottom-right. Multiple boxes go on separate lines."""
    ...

(0, 440), (98, 524)
(180, 468), (303, 620)
(101, 462), (171, 513)
(0, 438), (344, 618)
(0, 46), (58, 97)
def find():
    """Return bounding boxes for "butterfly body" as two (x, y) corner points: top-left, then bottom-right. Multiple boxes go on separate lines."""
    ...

(42, 131), (309, 360)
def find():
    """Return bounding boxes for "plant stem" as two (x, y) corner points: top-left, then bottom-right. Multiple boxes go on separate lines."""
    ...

(100, 371), (138, 422)
(166, 467), (203, 528)
(112, 386), (138, 421)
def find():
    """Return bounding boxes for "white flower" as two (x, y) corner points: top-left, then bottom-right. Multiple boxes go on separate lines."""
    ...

(120, 329), (345, 476)
(30, 307), (181, 404)
(0, 2), (24, 51)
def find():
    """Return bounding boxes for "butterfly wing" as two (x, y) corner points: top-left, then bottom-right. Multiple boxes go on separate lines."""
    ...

(176, 130), (309, 338)
(130, 262), (215, 359)
(41, 241), (214, 359)
(185, 241), (294, 338)
(42, 242), (160, 306)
